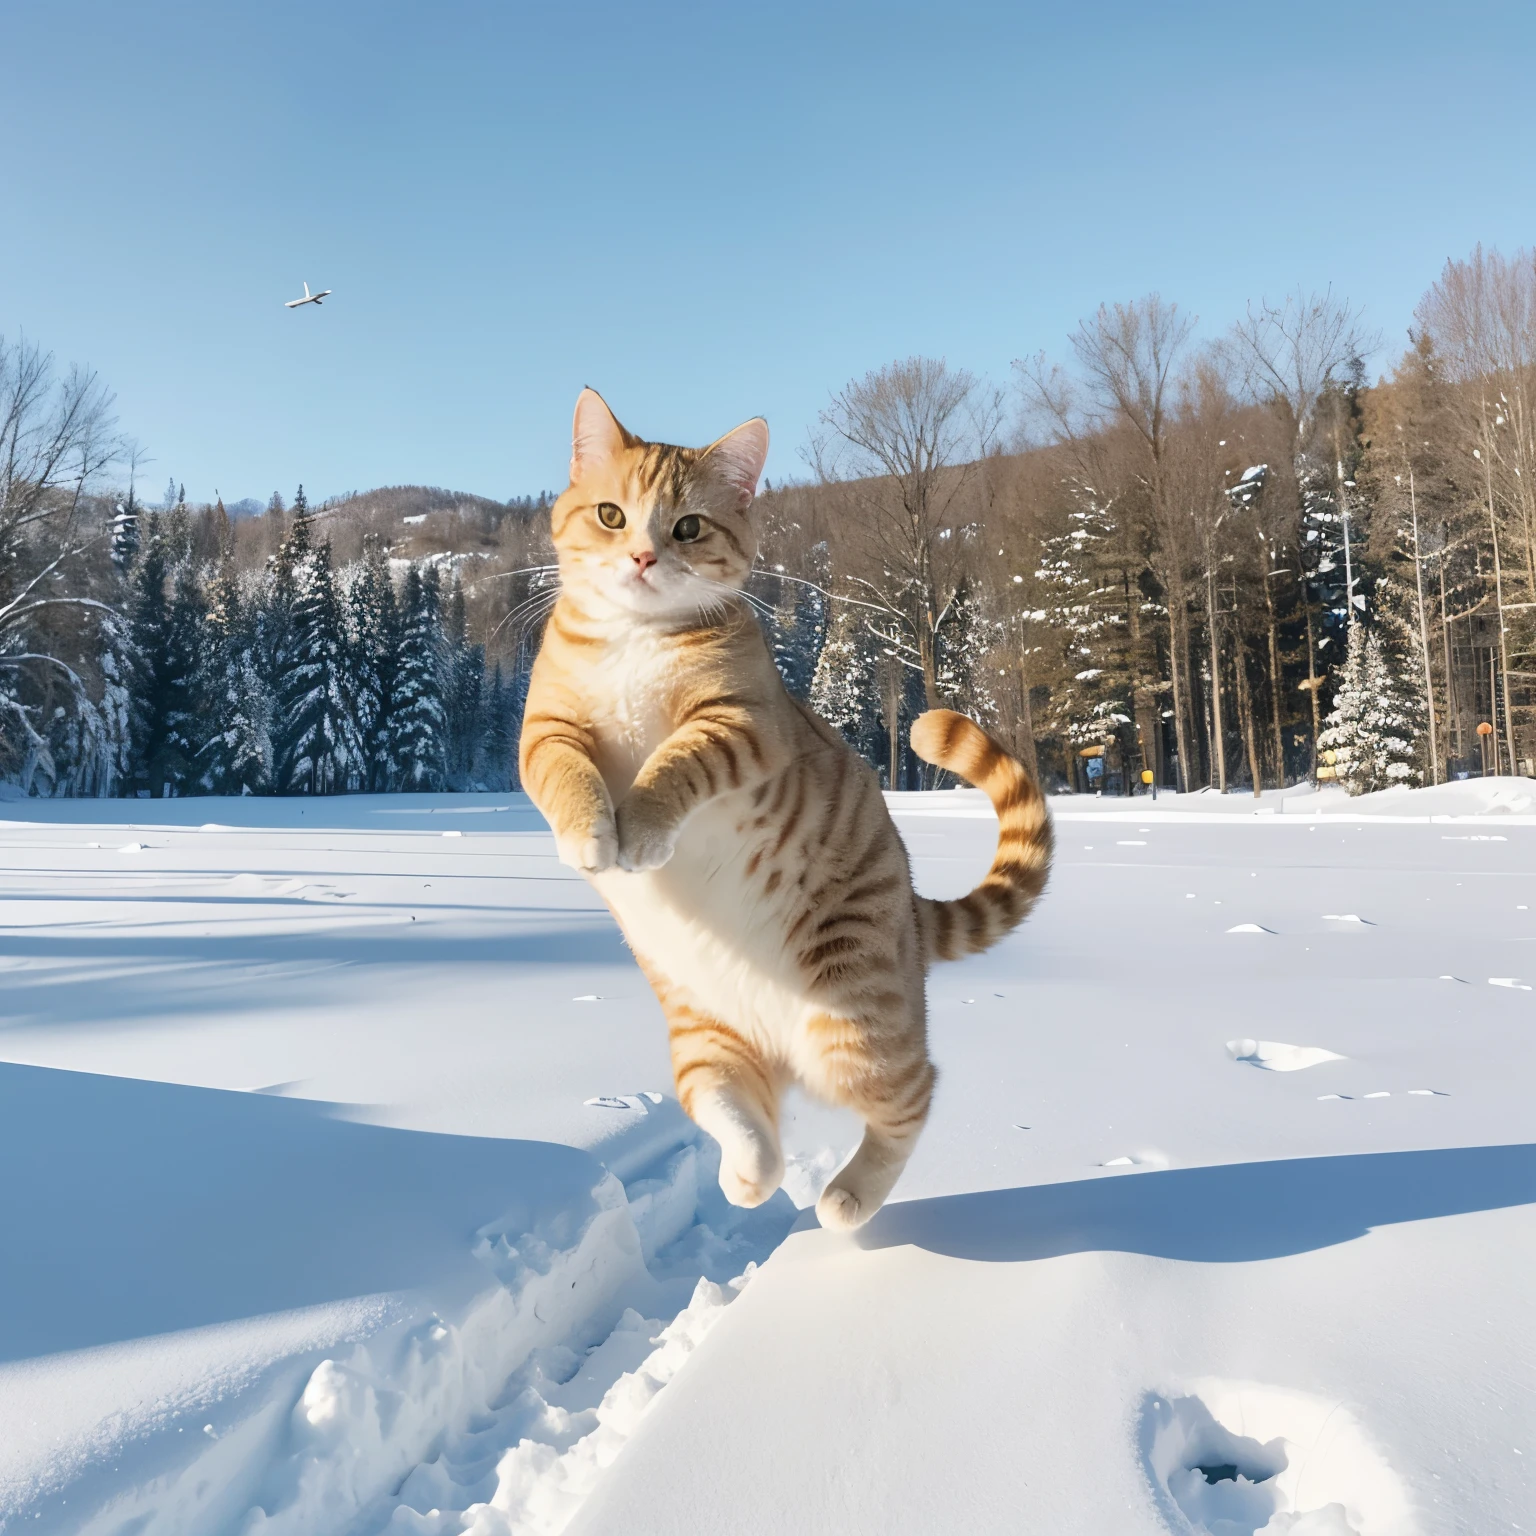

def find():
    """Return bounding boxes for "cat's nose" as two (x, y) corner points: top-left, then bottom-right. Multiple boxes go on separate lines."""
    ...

(631, 550), (657, 573)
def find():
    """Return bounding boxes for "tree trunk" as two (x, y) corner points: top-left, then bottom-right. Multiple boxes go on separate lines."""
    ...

(1439, 557), (1458, 762)
(1015, 653), (1040, 781)
(1127, 576), (1159, 786)
(1406, 470), (1440, 784)
(1304, 600), (1322, 782)
(917, 623), (942, 711)
(1263, 575), (1285, 786)
(1234, 639), (1263, 798)
(1204, 567), (1227, 792)
(1169, 594), (1199, 793)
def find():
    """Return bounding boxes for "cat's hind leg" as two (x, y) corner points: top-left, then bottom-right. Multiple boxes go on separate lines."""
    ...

(799, 1012), (935, 1232)
(668, 1005), (784, 1209)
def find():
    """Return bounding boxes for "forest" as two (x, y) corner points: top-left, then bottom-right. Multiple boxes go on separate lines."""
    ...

(3, 244), (1534, 800)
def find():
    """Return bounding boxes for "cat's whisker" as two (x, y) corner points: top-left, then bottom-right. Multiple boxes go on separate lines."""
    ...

(491, 587), (560, 643)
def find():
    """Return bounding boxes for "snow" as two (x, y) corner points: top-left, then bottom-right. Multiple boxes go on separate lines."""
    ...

(2, 783), (1535, 1532)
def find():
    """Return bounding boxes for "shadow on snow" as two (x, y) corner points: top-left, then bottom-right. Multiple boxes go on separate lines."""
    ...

(858, 1143), (1536, 1263)
(0, 1062), (604, 1362)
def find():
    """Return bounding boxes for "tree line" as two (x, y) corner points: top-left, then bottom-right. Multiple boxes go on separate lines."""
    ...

(4, 242), (1535, 799)
(2, 473), (520, 796)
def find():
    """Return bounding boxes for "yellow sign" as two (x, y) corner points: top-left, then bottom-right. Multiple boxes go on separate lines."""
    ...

(1140, 770), (1154, 784)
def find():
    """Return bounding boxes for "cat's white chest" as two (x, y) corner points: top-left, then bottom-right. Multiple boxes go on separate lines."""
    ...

(588, 629), (676, 792)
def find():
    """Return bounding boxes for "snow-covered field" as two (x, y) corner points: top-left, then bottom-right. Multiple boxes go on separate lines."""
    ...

(2, 779), (1533, 1534)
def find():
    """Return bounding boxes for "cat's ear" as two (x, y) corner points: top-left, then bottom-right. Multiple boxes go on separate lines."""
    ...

(702, 418), (769, 510)
(570, 389), (628, 482)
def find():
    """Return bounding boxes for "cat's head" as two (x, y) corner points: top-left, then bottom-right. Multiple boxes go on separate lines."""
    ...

(550, 389), (769, 621)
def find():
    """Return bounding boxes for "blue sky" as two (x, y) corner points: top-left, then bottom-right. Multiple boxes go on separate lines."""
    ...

(2, 0), (1531, 505)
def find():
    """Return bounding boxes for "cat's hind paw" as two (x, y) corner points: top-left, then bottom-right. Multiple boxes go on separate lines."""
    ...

(719, 1147), (785, 1209)
(815, 1183), (868, 1231)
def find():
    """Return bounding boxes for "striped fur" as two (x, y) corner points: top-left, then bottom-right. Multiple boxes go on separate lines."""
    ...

(519, 390), (1052, 1231)
(910, 709), (1054, 961)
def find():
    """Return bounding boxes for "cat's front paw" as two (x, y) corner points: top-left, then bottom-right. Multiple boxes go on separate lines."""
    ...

(615, 802), (676, 872)
(555, 820), (618, 874)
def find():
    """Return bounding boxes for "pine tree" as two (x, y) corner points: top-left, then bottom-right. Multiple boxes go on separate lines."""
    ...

(391, 564), (447, 790)
(93, 616), (135, 796)
(441, 577), (487, 788)
(936, 579), (1004, 726)
(810, 598), (883, 766)
(1035, 484), (1134, 748)
(346, 536), (399, 792)
(125, 526), (171, 795)
(111, 488), (141, 571)
(198, 540), (271, 794)
(277, 536), (362, 795)
(1318, 624), (1421, 794)
(159, 563), (207, 793)
(761, 552), (829, 701)
(481, 661), (518, 790)
(265, 486), (311, 773)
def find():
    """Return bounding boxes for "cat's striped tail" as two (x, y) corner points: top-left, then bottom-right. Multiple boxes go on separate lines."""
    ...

(909, 709), (1053, 962)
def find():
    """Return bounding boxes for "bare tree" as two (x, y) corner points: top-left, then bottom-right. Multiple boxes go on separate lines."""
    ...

(1414, 248), (1536, 774)
(0, 335), (125, 771)
(1226, 288), (1378, 783)
(811, 358), (1002, 709)
(1019, 296), (1200, 787)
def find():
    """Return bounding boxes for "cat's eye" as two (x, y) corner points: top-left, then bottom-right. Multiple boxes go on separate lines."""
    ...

(672, 514), (701, 542)
(597, 502), (626, 530)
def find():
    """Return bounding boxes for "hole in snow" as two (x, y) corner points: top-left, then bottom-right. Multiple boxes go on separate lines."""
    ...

(1141, 1380), (1412, 1535)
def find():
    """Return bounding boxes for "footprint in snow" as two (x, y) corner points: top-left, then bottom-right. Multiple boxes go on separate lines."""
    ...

(1228, 1039), (1345, 1072)
(1321, 913), (1375, 926)
(1225, 923), (1275, 935)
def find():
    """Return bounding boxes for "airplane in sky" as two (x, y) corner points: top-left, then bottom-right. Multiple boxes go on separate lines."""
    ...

(284, 281), (332, 309)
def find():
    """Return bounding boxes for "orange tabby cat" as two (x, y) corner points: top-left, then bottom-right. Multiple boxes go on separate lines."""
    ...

(519, 390), (1053, 1230)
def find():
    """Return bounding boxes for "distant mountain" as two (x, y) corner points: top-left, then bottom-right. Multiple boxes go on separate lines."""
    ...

(226, 498), (265, 520)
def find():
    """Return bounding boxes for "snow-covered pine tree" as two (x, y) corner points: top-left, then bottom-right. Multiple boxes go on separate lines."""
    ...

(1318, 623), (1421, 794)
(198, 540), (272, 794)
(124, 525), (171, 795)
(936, 578), (1004, 727)
(111, 488), (141, 571)
(264, 487), (311, 773)
(1370, 576), (1429, 787)
(1035, 483), (1134, 750)
(390, 564), (447, 790)
(158, 563), (208, 794)
(760, 552), (829, 702)
(93, 616), (135, 796)
(277, 536), (362, 795)
(345, 536), (398, 791)
(480, 661), (518, 791)
(809, 596), (883, 767)
(442, 576), (487, 789)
